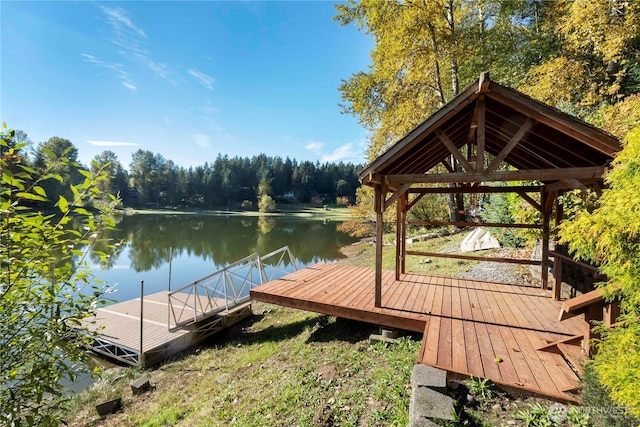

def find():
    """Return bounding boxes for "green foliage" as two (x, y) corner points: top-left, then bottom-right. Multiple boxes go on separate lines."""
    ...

(514, 402), (553, 427)
(0, 123), (120, 425)
(409, 193), (449, 223)
(521, 0), (640, 116)
(464, 376), (494, 400)
(482, 193), (527, 248)
(258, 194), (276, 213)
(559, 127), (640, 417)
(566, 406), (591, 427)
(335, 0), (549, 158)
(589, 94), (640, 139)
(580, 363), (638, 427)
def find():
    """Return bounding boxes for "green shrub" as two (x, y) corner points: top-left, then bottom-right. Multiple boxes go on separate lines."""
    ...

(560, 127), (640, 418)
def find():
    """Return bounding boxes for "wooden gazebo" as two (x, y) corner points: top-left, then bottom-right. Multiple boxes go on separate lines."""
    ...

(359, 72), (620, 307)
(252, 73), (623, 400)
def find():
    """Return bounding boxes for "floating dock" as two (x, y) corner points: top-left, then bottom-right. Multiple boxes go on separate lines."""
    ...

(85, 291), (251, 367)
(84, 246), (298, 367)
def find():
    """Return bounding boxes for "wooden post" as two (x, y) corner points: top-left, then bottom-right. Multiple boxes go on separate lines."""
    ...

(139, 280), (145, 367)
(553, 256), (563, 300)
(476, 95), (485, 171)
(374, 185), (383, 308)
(541, 190), (550, 290)
(395, 192), (402, 280)
(584, 302), (604, 356)
(168, 246), (173, 292)
(401, 193), (407, 275)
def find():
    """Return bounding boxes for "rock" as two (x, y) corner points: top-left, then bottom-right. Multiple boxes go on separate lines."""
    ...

(491, 403), (503, 412)
(215, 373), (229, 384)
(460, 227), (500, 252)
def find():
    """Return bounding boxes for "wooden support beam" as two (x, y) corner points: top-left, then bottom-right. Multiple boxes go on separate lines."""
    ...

(486, 118), (534, 173)
(374, 186), (383, 308)
(409, 185), (542, 194)
(395, 193), (402, 280)
(406, 192), (426, 210)
(544, 190), (557, 214)
(384, 183), (411, 211)
(553, 256), (563, 300)
(517, 191), (542, 212)
(435, 128), (475, 172)
(441, 159), (454, 173)
(476, 95), (486, 171)
(401, 194), (407, 275)
(387, 166), (607, 184)
(405, 250), (541, 266)
(408, 220), (542, 229)
(488, 86), (620, 157)
(563, 179), (588, 193)
(541, 190), (551, 290)
(478, 71), (490, 94)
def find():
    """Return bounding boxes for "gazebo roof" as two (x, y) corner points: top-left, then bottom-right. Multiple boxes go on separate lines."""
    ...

(360, 73), (620, 187)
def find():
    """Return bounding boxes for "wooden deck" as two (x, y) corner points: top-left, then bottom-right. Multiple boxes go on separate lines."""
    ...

(84, 291), (251, 367)
(250, 263), (585, 401)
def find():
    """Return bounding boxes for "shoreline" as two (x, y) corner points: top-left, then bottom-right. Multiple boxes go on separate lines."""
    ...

(119, 205), (352, 220)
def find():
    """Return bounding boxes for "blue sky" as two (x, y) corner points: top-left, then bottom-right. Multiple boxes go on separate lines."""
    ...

(1, 1), (372, 169)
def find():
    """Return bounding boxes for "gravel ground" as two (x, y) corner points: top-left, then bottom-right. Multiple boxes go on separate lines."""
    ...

(457, 260), (524, 284)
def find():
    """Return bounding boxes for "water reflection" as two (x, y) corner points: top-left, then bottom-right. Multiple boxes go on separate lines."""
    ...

(92, 214), (356, 302)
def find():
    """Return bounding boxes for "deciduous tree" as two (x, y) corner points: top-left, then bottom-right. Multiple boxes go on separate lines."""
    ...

(0, 123), (119, 425)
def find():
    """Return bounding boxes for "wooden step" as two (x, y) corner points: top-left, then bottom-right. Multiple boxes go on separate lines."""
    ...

(557, 342), (585, 376)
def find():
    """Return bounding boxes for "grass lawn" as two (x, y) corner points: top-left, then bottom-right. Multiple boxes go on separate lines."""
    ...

(66, 306), (420, 426)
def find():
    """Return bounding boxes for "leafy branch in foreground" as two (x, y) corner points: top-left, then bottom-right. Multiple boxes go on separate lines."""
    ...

(0, 123), (121, 426)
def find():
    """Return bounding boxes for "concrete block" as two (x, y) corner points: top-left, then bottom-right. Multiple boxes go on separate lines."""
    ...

(130, 375), (151, 395)
(368, 333), (397, 344)
(411, 364), (447, 393)
(409, 416), (440, 427)
(96, 397), (121, 416)
(380, 328), (400, 339)
(410, 386), (455, 421)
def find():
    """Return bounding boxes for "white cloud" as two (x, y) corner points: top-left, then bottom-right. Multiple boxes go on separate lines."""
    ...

(101, 6), (145, 38)
(80, 53), (137, 91)
(87, 140), (141, 147)
(193, 134), (211, 148)
(321, 143), (358, 163)
(89, 6), (170, 87)
(189, 69), (214, 91)
(305, 141), (324, 154)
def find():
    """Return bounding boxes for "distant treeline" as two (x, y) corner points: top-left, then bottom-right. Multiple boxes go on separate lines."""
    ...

(8, 133), (363, 209)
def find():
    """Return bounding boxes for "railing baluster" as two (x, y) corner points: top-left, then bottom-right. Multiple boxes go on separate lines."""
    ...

(167, 247), (297, 328)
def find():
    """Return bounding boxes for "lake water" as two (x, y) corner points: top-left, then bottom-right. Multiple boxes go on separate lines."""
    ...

(88, 213), (357, 303)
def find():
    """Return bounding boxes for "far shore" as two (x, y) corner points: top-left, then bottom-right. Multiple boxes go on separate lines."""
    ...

(120, 204), (353, 220)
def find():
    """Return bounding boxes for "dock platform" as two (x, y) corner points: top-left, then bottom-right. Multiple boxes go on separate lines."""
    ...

(250, 263), (585, 402)
(84, 291), (251, 367)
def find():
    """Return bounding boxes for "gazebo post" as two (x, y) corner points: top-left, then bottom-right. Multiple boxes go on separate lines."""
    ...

(374, 185), (383, 308)
(541, 189), (551, 290)
(395, 191), (402, 280)
(401, 193), (407, 275)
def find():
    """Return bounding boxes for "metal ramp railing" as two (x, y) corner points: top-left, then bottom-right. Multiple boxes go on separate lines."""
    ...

(167, 246), (298, 329)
